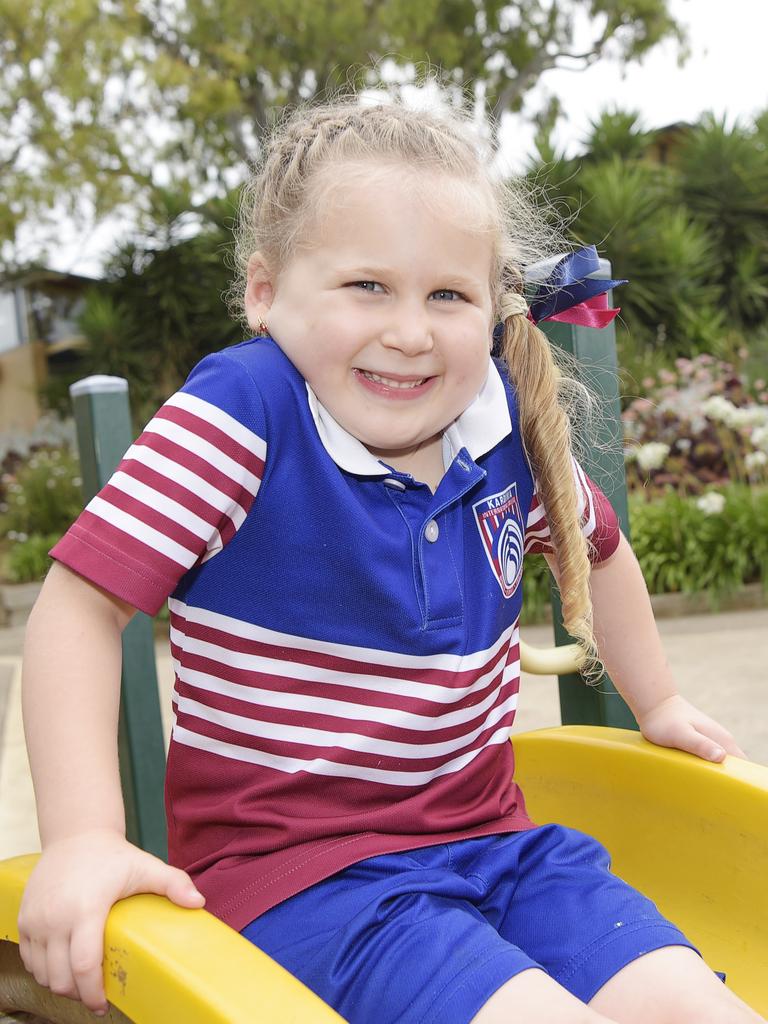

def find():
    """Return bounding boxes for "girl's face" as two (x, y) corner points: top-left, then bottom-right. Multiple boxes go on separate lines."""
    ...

(245, 165), (495, 481)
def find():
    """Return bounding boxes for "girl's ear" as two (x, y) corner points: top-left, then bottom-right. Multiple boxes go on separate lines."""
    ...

(244, 252), (275, 331)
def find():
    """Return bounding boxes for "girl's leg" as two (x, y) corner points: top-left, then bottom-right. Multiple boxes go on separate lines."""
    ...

(589, 946), (767, 1024)
(471, 968), (617, 1024)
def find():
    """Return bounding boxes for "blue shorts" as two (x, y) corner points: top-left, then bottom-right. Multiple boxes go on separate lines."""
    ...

(242, 825), (706, 1024)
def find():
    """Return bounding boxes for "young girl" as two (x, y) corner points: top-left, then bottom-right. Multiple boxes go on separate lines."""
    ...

(18, 97), (765, 1024)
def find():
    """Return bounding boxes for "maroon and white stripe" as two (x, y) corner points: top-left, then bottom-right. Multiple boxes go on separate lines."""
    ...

(524, 456), (596, 554)
(80, 392), (266, 572)
(168, 600), (521, 787)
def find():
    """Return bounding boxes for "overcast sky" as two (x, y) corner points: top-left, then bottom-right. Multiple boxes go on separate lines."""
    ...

(503, 0), (767, 167)
(41, 0), (768, 276)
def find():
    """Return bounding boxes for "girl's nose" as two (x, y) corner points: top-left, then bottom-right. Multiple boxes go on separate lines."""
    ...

(380, 310), (434, 355)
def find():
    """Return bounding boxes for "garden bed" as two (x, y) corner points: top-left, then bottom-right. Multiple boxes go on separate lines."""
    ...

(524, 581), (767, 627)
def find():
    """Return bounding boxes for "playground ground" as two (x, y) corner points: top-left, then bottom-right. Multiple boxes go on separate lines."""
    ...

(1, 606), (767, 861)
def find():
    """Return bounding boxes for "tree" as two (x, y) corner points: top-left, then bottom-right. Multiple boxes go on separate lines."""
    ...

(675, 114), (768, 327)
(57, 192), (242, 423)
(1, 0), (684, 265)
(525, 107), (768, 353)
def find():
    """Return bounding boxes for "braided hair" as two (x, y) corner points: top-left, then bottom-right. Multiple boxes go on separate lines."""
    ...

(232, 95), (600, 672)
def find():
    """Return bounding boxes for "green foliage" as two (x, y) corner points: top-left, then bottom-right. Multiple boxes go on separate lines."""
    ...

(4, 533), (60, 583)
(573, 162), (724, 350)
(629, 486), (768, 602)
(520, 554), (553, 626)
(0, 448), (83, 537)
(675, 115), (768, 329)
(77, 201), (242, 420)
(1, 0), (685, 263)
(522, 486), (768, 624)
(579, 109), (651, 164)
(529, 106), (768, 352)
(0, 444), (83, 583)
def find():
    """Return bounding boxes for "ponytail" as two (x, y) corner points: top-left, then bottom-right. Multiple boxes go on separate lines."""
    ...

(500, 307), (602, 680)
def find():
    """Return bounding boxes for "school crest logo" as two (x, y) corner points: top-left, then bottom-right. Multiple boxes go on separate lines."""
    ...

(472, 483), (524, 598)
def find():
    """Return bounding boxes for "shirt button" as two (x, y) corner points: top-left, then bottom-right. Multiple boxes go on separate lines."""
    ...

(424, 519), (439, 543)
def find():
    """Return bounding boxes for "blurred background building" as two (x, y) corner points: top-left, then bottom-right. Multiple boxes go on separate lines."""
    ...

(0, 272), (92, 432)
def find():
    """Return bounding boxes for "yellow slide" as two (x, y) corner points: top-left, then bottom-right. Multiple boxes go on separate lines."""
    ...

(1, 727), (767, 1021)
(515, 727), (768, 1015)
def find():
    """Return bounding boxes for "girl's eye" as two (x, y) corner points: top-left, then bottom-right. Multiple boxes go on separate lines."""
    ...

(431, 289), (464, 302)
(350, 281), (384, 293)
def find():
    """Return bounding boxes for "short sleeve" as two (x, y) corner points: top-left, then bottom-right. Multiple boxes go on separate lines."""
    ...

(50, 350), (268, 616)
(524, 456), (620, 564)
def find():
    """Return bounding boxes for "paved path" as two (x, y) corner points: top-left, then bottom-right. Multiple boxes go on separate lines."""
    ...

(1, 609), (767, 861)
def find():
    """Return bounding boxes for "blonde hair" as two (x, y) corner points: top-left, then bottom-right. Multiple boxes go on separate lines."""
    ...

(233, 94), (601, 674)
(500, 277), (600, 677)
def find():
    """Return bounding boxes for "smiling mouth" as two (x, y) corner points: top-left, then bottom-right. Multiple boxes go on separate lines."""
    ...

(356, 369), (431, 390)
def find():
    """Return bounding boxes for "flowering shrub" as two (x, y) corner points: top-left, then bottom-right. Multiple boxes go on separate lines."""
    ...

(623, 353), (768, 498)
(1, 447), (83, 539)
(522, 483), (768, 622)
(0, 445), (83, 582)
(4, 533), (63, 584)
(629, 484), (768, 600)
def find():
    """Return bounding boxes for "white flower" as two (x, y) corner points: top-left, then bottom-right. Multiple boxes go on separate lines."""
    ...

(702, 399), (768, 431)
(696, 492), (726, 516)
(745, 450), (768, 472)
(729, 405), (768, 428)
(636, 442), (670, 472)
(675, 438), (692, 452)
(752, 426), (768, 453)
(702, 396), (738, 426)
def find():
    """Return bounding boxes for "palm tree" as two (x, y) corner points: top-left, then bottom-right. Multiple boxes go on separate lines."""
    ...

(675, 113), (768, 327)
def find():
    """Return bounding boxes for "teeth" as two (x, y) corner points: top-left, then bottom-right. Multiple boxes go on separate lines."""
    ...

(360, 370), (427, 389)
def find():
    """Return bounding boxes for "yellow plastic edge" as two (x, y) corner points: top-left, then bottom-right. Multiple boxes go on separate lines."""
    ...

(513, 726), (768, 1015)
(4, 729), (767, 1019)
(0, 855), (343, 1024)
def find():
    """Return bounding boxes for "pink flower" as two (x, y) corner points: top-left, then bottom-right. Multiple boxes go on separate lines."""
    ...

(642, 376), (655, 389)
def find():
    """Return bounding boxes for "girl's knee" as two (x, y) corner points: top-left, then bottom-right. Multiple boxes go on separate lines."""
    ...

(471, 968), (615, 1024)
(589, 946), (767, 1024)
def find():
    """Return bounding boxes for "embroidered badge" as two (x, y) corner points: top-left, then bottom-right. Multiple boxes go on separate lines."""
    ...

(472, 483), (525, 598)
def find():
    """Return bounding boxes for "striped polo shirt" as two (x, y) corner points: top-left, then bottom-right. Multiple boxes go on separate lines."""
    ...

(51, 335), (620, 930)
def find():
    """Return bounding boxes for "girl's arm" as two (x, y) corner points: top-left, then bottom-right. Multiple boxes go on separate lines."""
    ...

(22, 562), (132, 842)
(18, 562), (204, 1015)
(548, 532), (745, 762)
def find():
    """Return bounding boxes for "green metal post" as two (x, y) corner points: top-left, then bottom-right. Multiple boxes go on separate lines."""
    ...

(539, 261), (637, 730)
(70, 375), (168, 858)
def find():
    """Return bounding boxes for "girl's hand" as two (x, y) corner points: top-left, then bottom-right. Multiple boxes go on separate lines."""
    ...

(18, 829), (205, 1015)
(637, 694), (747, 763)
